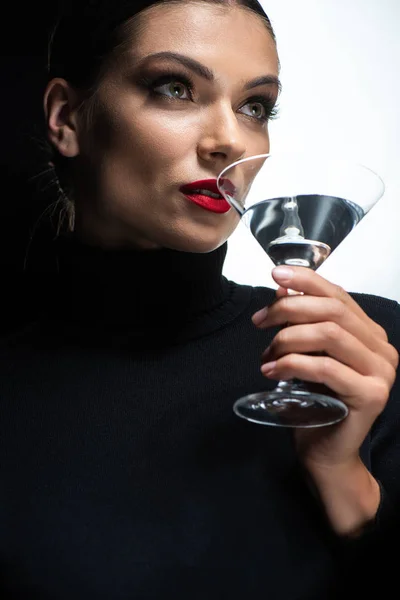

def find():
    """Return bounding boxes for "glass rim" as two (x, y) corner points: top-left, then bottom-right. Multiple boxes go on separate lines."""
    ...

(217, 152), (385, 196)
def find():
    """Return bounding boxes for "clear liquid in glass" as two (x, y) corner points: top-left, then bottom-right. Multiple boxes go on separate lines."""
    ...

(243, 194), (364, 270)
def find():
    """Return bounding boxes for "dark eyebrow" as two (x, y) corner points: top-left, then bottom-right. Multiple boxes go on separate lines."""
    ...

(245, 75), (282, 94)
(141, 51), (281, 93)
(141, 52), (214, 81)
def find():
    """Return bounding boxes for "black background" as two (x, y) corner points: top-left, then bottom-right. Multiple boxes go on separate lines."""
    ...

(0, 3), (61, 329)
(1, 2), (59, 273)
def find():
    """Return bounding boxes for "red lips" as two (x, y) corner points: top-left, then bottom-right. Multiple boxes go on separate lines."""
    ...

(180, 179), (231, 214)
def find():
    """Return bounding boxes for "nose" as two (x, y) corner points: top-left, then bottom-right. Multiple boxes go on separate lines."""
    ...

(197, 101), (246, 169)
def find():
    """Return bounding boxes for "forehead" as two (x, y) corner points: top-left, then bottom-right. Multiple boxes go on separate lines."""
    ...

(125, 2), (279, 77)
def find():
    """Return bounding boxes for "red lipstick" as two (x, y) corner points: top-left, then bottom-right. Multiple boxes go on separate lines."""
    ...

(180, 179), (231, 214)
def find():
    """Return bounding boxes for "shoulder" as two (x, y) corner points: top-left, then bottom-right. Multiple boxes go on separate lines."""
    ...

(222, 281), (276, 326)
(349, 291), (399, 315)
(349, 292), (400, 341)
(229, 280), (276, 307)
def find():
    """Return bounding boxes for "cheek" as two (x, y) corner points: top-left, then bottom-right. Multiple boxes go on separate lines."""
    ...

(113, 109), (198, 169)
(85, 102), (186, 172)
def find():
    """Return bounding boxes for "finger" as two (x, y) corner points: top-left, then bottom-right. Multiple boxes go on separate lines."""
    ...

(262, 322), (396, 383)
(254, 295), (396, 367)
(275, 286), (289, 299)
(251, 287), (289, 324)
(261, 354), (391, 413)
(271, 266), (386, 339)
(252, 287), (295, 323)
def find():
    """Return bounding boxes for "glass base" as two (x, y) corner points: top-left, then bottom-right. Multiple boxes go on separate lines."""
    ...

(233, 387), (348, 428)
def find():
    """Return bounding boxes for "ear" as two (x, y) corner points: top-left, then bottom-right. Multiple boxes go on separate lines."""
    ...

(43, 78), (81, 158)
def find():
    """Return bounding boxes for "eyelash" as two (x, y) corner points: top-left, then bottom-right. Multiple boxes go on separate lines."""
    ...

(140, 71), (194, 100)
(242, 95), (280, 123)
(140, 71), (279, 123)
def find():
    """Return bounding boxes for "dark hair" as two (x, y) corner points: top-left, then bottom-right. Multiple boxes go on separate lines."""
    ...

(45, 0), (277, 231)
(49, 0), (276, 87)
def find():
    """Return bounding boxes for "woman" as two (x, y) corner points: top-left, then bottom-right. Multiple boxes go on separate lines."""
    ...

(1, 0), (399, 598)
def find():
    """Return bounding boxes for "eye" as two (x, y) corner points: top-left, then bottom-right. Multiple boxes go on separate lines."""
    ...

(240, 101), (267, 120)
(153, 79), (191, 100)
(238, 96), (279, 123)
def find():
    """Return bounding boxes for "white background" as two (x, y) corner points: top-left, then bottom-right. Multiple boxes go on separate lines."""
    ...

(223, 0), (400, 302)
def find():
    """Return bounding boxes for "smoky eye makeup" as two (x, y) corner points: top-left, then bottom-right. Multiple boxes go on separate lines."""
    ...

(133, 62), (279, 123)
(240, 94), (280, 122)
(135, 67), (195, 100)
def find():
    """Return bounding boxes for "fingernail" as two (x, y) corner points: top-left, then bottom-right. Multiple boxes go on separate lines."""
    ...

(252, 307), (268, 325)
(261, 361), (277, 375)
(272, 266), (294, 282)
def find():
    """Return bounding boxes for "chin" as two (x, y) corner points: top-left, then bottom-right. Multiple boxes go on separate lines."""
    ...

(160, 216), (238, 254)
(159, 230), (230, 254)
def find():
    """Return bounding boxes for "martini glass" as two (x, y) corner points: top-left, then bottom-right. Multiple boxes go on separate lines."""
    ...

(217, 153), (385, 428)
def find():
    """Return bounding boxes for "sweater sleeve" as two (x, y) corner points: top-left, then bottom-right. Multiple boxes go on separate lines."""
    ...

(368, 299), (400, 509)
(347, 293), (400, 508)
(330, 295), (400, 596)
(329, 296), (400, 537)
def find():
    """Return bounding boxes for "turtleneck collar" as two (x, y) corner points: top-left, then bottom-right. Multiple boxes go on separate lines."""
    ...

(53, 233), (228, 320)
(38, 234), (251, 345)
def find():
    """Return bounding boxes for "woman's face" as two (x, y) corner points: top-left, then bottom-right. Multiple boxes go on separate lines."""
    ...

(71, 2), (280, 251)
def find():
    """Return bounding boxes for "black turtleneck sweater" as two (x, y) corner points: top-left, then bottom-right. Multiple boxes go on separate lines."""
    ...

(1, 236), (400, 599)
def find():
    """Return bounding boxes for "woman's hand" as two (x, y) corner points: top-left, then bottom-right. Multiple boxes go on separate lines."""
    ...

(252, 265), (399, 535)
